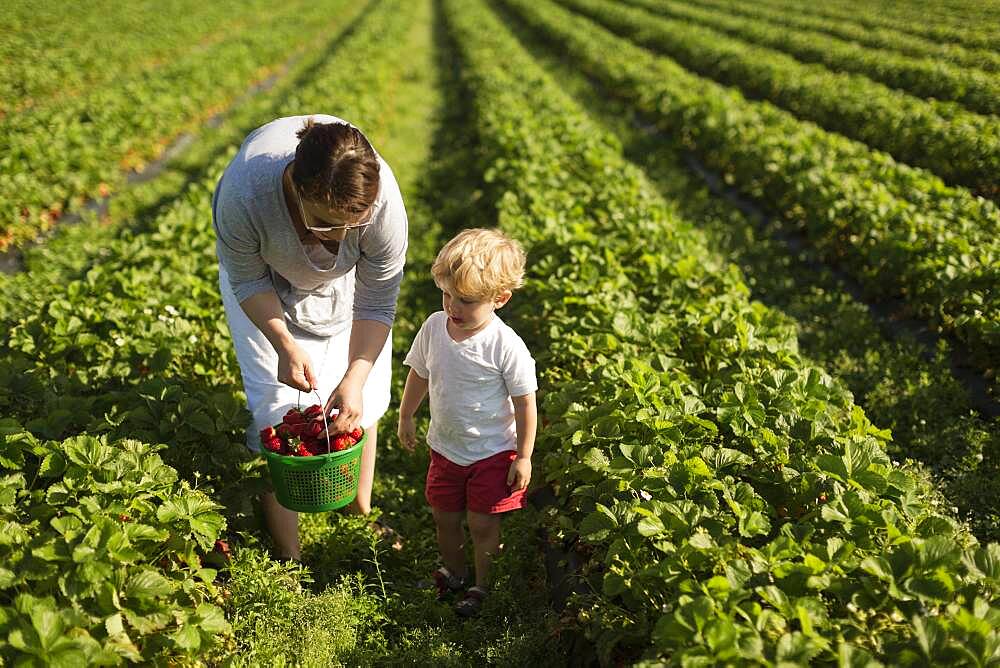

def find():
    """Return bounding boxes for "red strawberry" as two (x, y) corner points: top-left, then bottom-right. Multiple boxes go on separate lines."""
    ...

(303, 404), (324, 419)
(264, 437), (283, 453)
(305, 421), (325, 439)
(350, 428), (363, 441)
(214, 539), (231, 561)
(259, 426), (277, 445)
(276, 423), (293, 440)
(294, 443), (311, 457)
(333, 434), (352, 451)
(283, 409), (305, 425)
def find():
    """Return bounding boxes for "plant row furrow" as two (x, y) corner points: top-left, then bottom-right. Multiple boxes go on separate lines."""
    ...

(0, 0), (286, 116)
(498, 0), (1000, 544)
(0, 0), (422, 662)
(445, 0), (1000, 663)
(558, 0), (1000, 199)
(0, 0), (366, 252)
(727, 0), (1000, 53)
(504, 0), (1000, 381)
(621, 0), (1000, 117)
(684, 0), (1000, 73)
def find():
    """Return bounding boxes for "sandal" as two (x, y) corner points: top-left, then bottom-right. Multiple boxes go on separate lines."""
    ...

(422, 566), (468, 601)
(454, 586), (488, 618)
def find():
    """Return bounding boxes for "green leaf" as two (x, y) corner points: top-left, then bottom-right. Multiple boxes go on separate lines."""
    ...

(38, 452), (67, 478)
(837, 642), (882, 668)
(637, 515), (666, 537)
(580, 447), (609, 472)
(688, 531), (715, 550)
(603, 572), (627, 597)
(124, 569), (173, 600)
(171, 623), (202, 651)
(738, 510), (770, 538)
(579, 509), (616, 539)
(194, 603), (230, 634)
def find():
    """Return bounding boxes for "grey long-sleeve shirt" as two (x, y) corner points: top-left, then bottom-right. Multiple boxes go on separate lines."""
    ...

(212, 115), (408, 337)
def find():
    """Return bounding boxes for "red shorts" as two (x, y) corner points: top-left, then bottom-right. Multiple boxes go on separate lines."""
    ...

(425, 449), (527, 514)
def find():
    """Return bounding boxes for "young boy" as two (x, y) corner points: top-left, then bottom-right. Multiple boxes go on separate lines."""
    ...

(398, 228), (537, 618)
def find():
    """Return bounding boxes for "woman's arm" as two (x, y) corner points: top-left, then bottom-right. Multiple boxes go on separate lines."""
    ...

(240, 290), (317, 391)
(326, 319), (391, 431)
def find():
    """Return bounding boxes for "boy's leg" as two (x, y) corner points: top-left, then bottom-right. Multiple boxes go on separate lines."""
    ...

(261, 492), (300, 560)
(432, 508), (468, 579)
(466, 511), (502, 589)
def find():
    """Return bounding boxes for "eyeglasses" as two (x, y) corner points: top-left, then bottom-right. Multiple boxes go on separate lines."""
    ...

(293, 185), (374, 233)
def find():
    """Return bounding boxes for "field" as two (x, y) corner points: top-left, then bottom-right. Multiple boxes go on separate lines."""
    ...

(2, 0), (1000, 664)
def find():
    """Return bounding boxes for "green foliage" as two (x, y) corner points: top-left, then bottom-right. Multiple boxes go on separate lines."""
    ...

(563, 0), (1000, 198)
(0, 423), (229, 664)
(502, 0), (1000, 386)
(444, 0), (1000, 662)
(0, 0), (366, 251)
(623, 0), (1000, 116)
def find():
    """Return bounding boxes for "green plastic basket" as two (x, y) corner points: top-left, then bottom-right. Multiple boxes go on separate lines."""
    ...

(262, 429), (366, 513)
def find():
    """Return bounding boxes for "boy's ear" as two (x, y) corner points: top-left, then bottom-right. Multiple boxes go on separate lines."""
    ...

(494, 290), (513, 309)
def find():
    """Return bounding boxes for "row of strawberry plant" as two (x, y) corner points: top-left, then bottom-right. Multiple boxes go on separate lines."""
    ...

(620, 0), (1000, 117)
(0, 0), (410, 515)
(501, 2), (1000, 545)
(0, 427), (231, 664)
(503, 0), (1000, 386)
(684, 0), (1000, 73)
(0, 0), (285, 116)
(0, 0), (425, 662)
(0, 0), (366, 252)
(750, 0), (1000, 52)
(558, 0), (1000, 199)
(446, 0), (1000, 663)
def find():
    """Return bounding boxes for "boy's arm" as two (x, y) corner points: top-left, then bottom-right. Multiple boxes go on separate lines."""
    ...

(507, 392), (537, 490)
(397, 368), (429, 451)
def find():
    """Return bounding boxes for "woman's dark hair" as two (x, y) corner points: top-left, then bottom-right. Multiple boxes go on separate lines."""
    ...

(291, 119), (380, 216)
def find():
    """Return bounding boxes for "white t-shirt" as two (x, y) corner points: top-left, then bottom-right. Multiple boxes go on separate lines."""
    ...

(403, 311), (537, 466)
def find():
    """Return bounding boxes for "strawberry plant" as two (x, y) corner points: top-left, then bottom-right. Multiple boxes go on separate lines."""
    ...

(0, 421), (230, 663)
(502, 0), (1000, 380)
(445, 0), (1000, 662)
(562, 0), (1000, 199)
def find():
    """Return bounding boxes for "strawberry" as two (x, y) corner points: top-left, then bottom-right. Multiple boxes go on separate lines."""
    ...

(305, 421), (325, 439)
(350, 427), (363, 441)
(276, 423), (293, 440)
(304, 440), (327, 456)
(294, 443), (311, 457)
(303, 404), (324, 419)
(333, 434), (352, 451)
(259, 426), (277, 442)
(283, 409), (305, 425)
(264, 437), (283, 453)
(214, 539), (231, 561)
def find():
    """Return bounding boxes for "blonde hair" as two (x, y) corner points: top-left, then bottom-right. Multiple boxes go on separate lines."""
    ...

(431, 228), (526, 301)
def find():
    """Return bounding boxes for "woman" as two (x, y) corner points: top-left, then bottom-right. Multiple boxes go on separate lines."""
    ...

(212, 115), (407, 560)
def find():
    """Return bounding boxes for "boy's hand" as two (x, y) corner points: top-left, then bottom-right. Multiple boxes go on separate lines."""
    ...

(507, 456), (532, 491)
(397, 415), (417, 452)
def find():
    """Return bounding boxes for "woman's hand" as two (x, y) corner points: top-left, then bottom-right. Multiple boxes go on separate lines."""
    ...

(397, 415), (417, 451)
(276, 342), (317, 392)
(325, 376), (363, 433)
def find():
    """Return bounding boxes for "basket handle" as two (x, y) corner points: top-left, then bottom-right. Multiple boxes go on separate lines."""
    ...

(298, 389), (333, 455)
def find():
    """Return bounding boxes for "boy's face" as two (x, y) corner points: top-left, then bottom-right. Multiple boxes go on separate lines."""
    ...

(440, 285), (511, 336)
